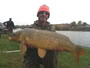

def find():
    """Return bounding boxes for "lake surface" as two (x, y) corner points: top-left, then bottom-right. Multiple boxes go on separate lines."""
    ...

(56, 31), (90, 47)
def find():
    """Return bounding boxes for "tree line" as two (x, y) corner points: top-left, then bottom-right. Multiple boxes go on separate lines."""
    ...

(55, 20), (90, 31)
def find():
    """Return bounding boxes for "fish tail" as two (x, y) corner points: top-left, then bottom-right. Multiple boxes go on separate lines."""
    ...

(72, 46), (87, 64)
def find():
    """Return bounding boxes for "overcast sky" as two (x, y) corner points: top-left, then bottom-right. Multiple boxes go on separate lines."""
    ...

(0, 0), (90, 25)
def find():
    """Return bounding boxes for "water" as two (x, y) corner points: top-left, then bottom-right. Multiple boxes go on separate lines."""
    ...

(13, 28), (22, 32)
(56, 31), (90, 47)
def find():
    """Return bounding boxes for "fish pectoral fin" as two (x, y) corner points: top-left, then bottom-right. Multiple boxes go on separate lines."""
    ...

(20, 42), (27, 56)
(38, 48), (47, 58)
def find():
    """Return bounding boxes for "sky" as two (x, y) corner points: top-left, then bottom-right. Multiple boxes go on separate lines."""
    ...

(0, 0), (90, 25)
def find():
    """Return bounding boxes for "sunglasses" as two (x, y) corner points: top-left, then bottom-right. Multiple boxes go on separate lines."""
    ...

(39, 11), (49, 15)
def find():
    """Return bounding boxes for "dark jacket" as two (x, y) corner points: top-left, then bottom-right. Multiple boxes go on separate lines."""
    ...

(23, 20), (58, 68)
(4, 21), (15, 29)
(30, 20), (55, 31)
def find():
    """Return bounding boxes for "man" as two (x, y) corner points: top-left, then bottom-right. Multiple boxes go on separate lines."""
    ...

(3, 18), (15, 34)
(23, 5), (58, 68)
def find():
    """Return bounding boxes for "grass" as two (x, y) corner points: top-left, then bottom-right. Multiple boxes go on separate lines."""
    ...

(0, 34), (22, 68)
(58, 49), (90, 68)
(0, 34), (90, 68)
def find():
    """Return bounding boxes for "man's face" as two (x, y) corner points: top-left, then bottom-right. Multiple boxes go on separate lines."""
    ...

(38, 11), (49, 22)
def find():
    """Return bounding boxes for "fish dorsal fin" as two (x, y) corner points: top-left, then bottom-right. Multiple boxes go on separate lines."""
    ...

(38, 48), (47, 58)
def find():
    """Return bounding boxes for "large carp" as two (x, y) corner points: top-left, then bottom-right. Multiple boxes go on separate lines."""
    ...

(8, 28), (86, 64)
